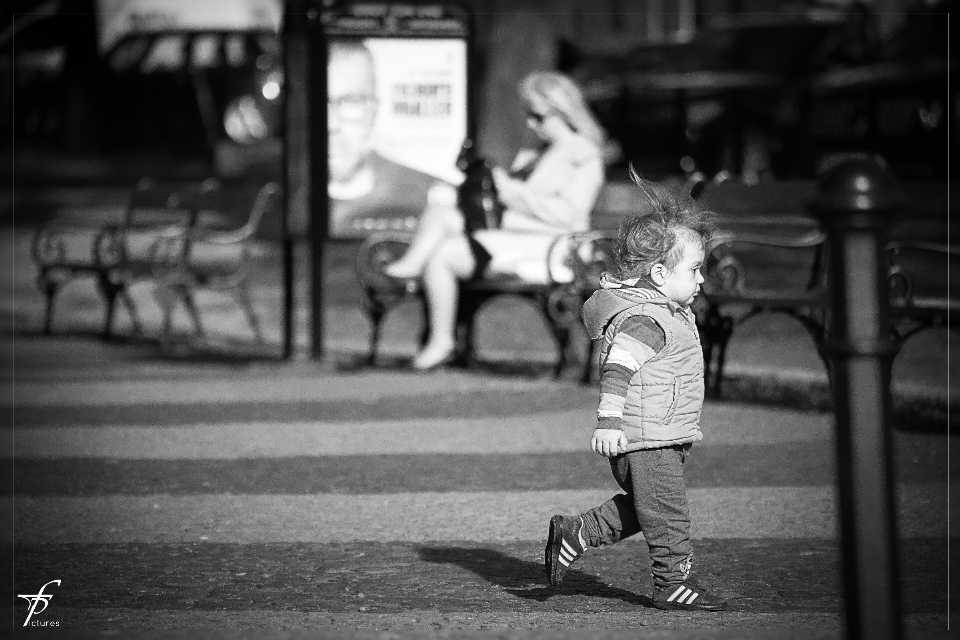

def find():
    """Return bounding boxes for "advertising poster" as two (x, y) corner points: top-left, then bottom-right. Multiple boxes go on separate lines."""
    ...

(327, 37), (468, 239)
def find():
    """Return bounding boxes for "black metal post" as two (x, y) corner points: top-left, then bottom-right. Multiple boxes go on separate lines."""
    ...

(281, 1), (302, 359)
(808, 158), (905, 640)
(281, 0), (314, 359)
(310, 3), (329, 360)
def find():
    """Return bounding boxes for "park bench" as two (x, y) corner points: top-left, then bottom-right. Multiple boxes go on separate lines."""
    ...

(697, 223), (830, 395)
(151, 181), (281, 345)
(355, 228), (618, 380)
(695, 178), (956, 396)
(886, 238), (960, 341)
(32, 177), (220, 337)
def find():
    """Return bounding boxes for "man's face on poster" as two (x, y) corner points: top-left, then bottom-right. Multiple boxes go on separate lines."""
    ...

(328, 46), (378, 184)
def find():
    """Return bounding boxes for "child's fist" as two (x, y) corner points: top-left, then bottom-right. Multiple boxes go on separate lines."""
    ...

(591, 428), (627, 458)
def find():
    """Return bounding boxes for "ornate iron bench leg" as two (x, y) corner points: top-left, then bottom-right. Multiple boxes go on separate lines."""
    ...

(362, 288), (387, 366)
(552, 324), (571, 378)
(712, 315), (734, 396)
(99, 276), (123, 339)
(120, 287), (146, 337)
(98, 272), (145, 339)
(452, 288), (480, 368)
(544, 302), (570, 379)
(181, 287), (206, 338)
(38, 271), (58, 335)
(153, 282), (179, 349)
(699, 303), (734, 396)
(547, 286), (584, 379)
(234, 284), (263, 343)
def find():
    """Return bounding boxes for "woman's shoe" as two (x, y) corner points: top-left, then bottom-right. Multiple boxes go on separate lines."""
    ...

(411, 346), (456, 371)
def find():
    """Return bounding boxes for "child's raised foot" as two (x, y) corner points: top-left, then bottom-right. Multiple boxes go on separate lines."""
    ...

(544, 514), (585, 586)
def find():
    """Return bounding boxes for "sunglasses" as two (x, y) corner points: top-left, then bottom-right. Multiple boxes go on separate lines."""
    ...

(526, 110), (550, 124)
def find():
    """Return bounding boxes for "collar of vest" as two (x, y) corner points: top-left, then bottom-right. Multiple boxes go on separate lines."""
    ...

(599, 275), (690, 317)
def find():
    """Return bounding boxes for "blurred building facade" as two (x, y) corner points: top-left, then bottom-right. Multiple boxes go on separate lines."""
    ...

(2, 0), (951, 185)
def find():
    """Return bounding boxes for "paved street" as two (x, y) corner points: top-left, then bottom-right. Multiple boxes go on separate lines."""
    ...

(3, 193), (957, 637)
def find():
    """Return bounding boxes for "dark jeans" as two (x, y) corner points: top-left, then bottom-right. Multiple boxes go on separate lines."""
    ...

(580, 445), (693, 588)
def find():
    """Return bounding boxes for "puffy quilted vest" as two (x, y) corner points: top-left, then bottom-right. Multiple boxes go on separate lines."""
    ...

(598, 301), (705, 450)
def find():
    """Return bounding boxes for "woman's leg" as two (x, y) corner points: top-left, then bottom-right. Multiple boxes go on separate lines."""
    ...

(385, 204), (464, 279)
(413, 235), (475, 370)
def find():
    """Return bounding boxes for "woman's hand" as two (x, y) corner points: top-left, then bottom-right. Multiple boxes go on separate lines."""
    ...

(491, 167), (520, 207)
(591, 428), (627, 458)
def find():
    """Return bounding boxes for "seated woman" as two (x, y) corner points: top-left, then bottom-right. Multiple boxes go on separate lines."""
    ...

(385, 71), (606, 370)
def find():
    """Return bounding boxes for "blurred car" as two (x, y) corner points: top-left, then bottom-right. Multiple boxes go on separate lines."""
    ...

(99, 28), (283, 179)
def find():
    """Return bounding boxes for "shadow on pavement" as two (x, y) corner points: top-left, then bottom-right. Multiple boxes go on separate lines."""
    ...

(417, 545), (652, 608)
(15, 326), (283, 363)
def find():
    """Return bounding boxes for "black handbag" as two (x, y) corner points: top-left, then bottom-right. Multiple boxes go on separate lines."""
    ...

(456, 139), (505, 233)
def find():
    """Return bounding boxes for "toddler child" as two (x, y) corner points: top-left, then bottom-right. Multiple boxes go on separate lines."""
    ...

(544, 171), (727, 611)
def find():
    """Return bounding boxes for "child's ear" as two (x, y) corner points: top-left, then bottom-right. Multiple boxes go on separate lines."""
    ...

(649, 263), (668, 285)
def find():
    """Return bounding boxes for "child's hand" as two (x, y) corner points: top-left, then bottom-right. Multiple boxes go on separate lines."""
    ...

(591, 428), (627, 458)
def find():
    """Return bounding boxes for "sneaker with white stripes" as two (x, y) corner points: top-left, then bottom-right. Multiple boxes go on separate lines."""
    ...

(652, 578), (728, 611)
(544, 514), (585, 586)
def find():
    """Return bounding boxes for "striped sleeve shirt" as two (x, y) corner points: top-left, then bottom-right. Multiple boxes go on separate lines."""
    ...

(598, 313), (666, 430)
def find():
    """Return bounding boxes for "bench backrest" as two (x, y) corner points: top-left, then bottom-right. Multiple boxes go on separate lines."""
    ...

(182, 181), (281, 281)
(122, 177), (219, 229)
(695, 178), (956, 318)
(115, 177), (222, 267)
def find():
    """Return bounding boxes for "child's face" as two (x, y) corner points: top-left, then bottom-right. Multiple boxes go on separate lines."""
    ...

(657, 234), (705, 306)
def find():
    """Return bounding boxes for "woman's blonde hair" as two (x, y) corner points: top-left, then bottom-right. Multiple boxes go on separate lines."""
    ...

(519, 72), (605, 148)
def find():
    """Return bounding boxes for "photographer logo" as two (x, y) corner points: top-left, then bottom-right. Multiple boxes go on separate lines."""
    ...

(17, 580), (61, 627)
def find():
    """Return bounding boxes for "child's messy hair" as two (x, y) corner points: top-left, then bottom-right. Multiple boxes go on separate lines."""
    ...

(614, 166), (716, 280)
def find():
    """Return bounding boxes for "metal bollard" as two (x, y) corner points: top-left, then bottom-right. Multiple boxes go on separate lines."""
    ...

(808, 158), (906, 640)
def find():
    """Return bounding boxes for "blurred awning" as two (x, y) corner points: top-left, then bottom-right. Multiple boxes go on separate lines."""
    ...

(624, 69), (784, 96)
(96, 0), (281, 52)
(105, 29), (278, 74)
(2, 0), (282, 55)
(806, 59), (951, 96)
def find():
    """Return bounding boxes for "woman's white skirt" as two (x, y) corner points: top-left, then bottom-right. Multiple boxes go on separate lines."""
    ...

(472, 228), (577, 284)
